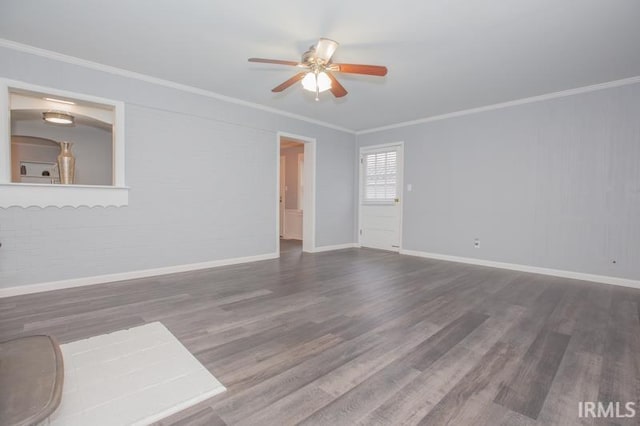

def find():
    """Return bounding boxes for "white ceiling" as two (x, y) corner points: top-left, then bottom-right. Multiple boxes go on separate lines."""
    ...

(1, 0), (639, 132)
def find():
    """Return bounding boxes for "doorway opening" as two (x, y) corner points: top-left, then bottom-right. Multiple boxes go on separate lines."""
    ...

(277, 132), (316, 255)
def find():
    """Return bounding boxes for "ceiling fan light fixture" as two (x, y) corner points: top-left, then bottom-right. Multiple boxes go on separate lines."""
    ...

(301, 71), (332, 93)
(314, 38), (339, 63)
(301, 72), (316, 92)
(316, 72), (332, 92)
(42, 111), (74, 125)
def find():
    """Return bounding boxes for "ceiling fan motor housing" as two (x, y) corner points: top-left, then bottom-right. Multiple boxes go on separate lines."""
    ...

(302, 47), (318, 65)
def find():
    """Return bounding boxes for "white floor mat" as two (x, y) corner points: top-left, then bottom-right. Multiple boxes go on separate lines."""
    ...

(48, 322), (226, 426)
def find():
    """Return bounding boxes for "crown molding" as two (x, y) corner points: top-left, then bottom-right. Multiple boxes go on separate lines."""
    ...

(357, 75), (640, 135)
(0, 39), (355, 134)
(3, 39), (639, 137)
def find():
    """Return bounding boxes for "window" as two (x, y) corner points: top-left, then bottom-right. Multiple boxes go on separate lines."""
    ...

(362, 149), (397, 204)
(0, 78), (128, 208)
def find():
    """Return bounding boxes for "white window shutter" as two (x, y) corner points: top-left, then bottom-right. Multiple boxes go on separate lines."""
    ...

(362, 150), (397, 204)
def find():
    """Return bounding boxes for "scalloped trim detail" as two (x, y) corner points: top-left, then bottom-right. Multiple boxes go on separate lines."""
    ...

(0, 183), (129, 208)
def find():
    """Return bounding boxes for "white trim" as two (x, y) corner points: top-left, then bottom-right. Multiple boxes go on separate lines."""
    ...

(279, 154), (286, 238)
(297, 152), (304, 210)
(399, 249), (640, 290)
(0, 80), (9, 182)
(0, 78), (128, 207)
(0, 252), (279, 298)
(358, 141), (405, 151)
(3, 40), (639, 136)
(303, 139), (316, 253)
(0, 183), (129, 208)
(311, 243), (359, 253)
(277, 131), (316, 253)
(276, 140), (281, 249)
(0, 39), (354, 134)
(113, 97), (126, 187)
(356, 75), (640, 135)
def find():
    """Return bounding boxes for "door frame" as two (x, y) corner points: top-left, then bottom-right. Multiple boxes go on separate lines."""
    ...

(279, 155), (286, 237)
(276, 131), (316, 253)
(358, 141), (404, 251)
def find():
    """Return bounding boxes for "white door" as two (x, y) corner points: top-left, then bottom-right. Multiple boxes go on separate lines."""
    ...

(279, 155), (286, 237)
(359, 144), (403, 251)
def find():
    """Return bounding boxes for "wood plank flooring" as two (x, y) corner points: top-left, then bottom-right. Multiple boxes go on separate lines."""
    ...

(2, 240), (639, 425)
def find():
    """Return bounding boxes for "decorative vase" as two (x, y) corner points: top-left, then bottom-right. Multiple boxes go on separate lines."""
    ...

(57, 141), (75, 184)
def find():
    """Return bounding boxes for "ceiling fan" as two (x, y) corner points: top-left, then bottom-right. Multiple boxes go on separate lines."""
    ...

(248, 38), (387, 101)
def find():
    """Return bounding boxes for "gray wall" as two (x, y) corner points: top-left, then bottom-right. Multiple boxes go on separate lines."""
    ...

(281, 145), (303, 210)
(0, 46), (356, 288)
(358, 83), (640, 281)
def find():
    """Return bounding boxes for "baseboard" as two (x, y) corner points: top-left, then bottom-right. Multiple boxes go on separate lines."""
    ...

(283, 234), (302, 241)
(8, 246), (635, 297)
(0, 252), (279, 298)
(399, 249), (640, 290)
(312, 243), (360, 253)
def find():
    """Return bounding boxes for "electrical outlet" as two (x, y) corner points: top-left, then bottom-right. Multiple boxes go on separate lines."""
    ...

(474, 238), (480, 248)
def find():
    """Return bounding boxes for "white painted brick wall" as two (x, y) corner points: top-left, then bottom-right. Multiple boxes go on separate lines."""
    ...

(0, 46), (357, 289)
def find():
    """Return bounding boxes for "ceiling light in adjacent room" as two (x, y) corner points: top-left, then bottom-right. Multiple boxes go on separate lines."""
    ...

(44, 97), (76, 105)
(42, 111), (74, 125)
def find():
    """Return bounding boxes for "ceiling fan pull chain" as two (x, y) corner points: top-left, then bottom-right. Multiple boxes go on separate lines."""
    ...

(315, 73), (320, 101)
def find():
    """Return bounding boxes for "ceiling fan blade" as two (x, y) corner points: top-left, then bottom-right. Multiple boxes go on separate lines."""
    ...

(327, 73), (348, 98)
(248, 58), (300, 67)
(315, 38), (339, 62)
(272, 72), (307, 92)
(331, 63), (388, 76)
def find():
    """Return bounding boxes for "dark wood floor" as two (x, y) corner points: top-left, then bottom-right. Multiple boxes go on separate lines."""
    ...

(2, 240), (639, 425)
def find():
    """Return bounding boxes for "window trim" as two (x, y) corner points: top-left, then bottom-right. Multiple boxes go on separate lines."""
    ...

(0, 78), (128, 208)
